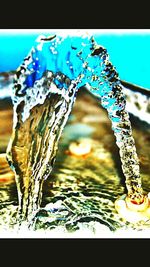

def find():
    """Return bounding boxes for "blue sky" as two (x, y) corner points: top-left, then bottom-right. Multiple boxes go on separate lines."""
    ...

(0, 30), (150, 89)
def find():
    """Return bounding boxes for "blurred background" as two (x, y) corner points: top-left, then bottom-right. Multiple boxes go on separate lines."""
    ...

(0, 29), (150, 237)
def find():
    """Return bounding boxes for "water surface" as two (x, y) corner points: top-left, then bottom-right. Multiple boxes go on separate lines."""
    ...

(1, 84), (150, 237)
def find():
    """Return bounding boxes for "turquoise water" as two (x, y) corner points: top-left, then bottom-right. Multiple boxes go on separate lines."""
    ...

(0, 30), (150, 89)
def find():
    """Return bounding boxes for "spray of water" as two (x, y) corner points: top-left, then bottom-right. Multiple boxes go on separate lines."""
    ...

(6, 32), (146, 228)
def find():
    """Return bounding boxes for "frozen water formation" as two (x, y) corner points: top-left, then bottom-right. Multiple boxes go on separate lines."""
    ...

(6, 31), (150, 228)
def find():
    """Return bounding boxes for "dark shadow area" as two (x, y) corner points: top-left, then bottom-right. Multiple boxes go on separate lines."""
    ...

(129, 113), (150, 132)
(0, 97), (12, 110)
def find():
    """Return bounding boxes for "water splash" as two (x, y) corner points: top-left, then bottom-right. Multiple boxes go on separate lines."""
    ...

(6, 32), (145, 228)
